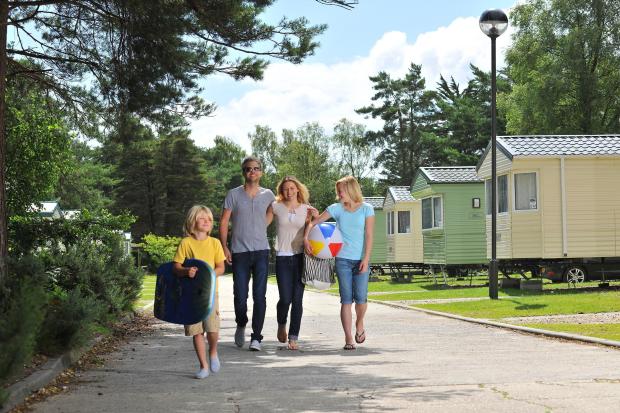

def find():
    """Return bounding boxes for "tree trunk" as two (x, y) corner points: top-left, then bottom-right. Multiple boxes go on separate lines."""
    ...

(0, 0), (9, 286)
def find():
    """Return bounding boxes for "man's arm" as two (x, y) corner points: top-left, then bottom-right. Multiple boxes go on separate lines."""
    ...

(220, 208), (232, 264)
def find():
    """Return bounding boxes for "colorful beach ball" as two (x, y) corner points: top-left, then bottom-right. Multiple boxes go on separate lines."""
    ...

(308, 223), (343, 259)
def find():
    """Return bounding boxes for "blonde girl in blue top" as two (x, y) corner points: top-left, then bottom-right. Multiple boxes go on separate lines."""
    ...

(304, 176), (374, 350)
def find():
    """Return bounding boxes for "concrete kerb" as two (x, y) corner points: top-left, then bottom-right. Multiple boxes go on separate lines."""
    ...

(369, 297), (620, 349)
(0, 312), (135, 413)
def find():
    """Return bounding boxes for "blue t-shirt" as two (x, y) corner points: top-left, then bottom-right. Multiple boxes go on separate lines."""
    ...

(327, 202), (374, 260)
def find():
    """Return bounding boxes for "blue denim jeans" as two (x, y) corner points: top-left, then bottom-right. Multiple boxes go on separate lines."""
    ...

(335, 257), (369, 304)
(275, 254), (305, 339)
(232, 250), (270, 342)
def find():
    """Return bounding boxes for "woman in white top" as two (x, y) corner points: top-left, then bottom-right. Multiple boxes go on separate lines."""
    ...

(269, 176), (317, 350)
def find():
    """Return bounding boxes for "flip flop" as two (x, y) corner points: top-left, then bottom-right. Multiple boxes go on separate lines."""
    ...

(355, 330), (366, 344)
(343, 343), (356, 350)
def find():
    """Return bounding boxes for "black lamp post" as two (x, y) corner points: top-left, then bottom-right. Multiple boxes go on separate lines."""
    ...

(479, 9), (508, 300)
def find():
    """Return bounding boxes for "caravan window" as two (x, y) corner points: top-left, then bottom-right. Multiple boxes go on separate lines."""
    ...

(485, 175), (509, 215)
(387, 211), (394, 235)
(422, 196), (442, 229)
(397, 211), (411, 233)
(514, 172), (537, 210)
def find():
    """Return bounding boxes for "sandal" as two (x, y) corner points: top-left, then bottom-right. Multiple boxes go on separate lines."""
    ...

(288, 339), (299, 350)
(355, 330), (366, 344)
(343, 343), (356, 350)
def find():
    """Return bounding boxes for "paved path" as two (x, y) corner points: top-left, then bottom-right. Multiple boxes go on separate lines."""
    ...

(31, 275), (620, 412)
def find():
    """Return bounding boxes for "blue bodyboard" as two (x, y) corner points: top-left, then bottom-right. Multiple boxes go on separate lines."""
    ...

(153, 258), (216, 325)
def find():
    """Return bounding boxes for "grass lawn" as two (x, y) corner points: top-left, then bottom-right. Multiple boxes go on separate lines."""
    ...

(414, 290), (620, 318)
(518, 323), (620, 342)
(136, 274), (156, 310)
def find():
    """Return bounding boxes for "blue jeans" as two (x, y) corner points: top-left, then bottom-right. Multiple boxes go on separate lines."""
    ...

(335, 257), (369, 304)
(232, 250), (270, 342)
(275, 254), (305, 339)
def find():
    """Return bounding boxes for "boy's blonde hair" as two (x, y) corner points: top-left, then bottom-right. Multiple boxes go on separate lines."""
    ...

(275, 176), (310, 204)
(184, 205), (214, 237)
(335, 175), (363, 203)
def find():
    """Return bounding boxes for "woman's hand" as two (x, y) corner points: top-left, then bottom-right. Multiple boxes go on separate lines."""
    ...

(359, 257), (369, 273)
(307, 206), (319, 218)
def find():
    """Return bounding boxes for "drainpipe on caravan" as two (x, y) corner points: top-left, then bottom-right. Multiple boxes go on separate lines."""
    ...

(560, 157), (568, 257)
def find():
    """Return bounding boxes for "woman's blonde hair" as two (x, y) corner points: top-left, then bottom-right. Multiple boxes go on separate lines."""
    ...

(183, 205), (213, 237)
(335, 175), (363, 203)
(275, 176), (310, 204)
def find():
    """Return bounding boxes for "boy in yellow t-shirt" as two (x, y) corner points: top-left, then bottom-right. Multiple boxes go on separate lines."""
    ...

(173, 205), (226, 379)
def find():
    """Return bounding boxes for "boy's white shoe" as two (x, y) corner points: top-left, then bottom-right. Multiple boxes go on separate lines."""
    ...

(195, 368), (209, 379)
(249, 339), (261, 351)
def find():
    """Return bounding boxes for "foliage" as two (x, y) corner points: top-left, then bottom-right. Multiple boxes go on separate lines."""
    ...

(356, 64), (444, 185)
(502, 0), (620, 134)
(55, 141), (116, 211)
(332, 118), (375, 180)
(37, 287), (106, 356)
(435, 65), (509, 165)
(5, 78), (72, 216)
(140, 234), (181, 272)
(0, 256), (47, 402)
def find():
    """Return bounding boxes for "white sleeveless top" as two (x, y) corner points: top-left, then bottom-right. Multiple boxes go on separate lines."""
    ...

(272, 202), (309, 255)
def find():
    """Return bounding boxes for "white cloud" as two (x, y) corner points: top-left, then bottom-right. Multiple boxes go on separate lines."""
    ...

(190, 14), (514, 152)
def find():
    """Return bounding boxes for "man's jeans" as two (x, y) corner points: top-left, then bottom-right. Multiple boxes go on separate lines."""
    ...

(232, 250), (270, 342)
(275, 253), (305, 339)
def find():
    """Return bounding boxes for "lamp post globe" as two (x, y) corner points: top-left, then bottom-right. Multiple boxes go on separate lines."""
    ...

(479, 9), (508, 38)
(480, 8), (507, 300)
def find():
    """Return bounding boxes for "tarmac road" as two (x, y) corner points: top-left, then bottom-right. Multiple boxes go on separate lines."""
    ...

(31, 275), (620, 412)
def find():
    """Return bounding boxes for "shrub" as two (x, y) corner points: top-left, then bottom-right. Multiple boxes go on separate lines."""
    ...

(140, 234), (180, 272)
(0, 256), (47, 405)
(37, 287), (105, 356)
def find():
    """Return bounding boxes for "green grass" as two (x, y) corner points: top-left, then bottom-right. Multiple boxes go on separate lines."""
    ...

(518, 323), (620, 342)
(414, 290), (620, 319)
(135, 274), (156, 309)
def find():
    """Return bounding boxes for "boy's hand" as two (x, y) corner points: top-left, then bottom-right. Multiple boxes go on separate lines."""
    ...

(187, 267), (198, 278)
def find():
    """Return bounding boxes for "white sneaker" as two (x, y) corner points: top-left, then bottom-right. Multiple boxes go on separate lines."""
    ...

(195, 368), (209, 379)
(249, 339), (261, 351)
(210, 355), (221, 373)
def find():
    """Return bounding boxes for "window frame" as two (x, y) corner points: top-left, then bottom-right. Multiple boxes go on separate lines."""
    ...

(485, 174), (509, 216)
(397, 210), (411, 234)
(421, 195), (443, 230)
(387, 210), (394, 235)
(512, 171), (539, 212)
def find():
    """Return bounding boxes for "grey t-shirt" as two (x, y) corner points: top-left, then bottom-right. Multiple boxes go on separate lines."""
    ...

(223, 186), (275, 253)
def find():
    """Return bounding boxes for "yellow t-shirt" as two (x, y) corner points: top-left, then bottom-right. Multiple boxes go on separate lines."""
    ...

(173, 236), (226, 291)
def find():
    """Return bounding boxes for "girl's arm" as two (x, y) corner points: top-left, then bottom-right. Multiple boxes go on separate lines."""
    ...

(359, 215), (375, 273)
(303, 210), (332, 255)
(214, 260), (225, 276)
(173, 262), (197, 278)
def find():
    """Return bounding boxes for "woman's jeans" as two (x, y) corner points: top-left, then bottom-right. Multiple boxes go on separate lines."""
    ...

(275, 253), (305, 339)
(335, 257), (369, 304)
(232, 250), (269, 342)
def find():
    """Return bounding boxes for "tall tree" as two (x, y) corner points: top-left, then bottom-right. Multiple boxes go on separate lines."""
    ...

(435, 64), (508, 165)
(332, 118), (375, 180)
(502, 0), (620, 134)
(356, 63), (443, 186)
(1, 0), (326, 282)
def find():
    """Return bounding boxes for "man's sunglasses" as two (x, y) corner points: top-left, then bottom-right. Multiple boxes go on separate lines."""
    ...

(243, 166), (261, 173)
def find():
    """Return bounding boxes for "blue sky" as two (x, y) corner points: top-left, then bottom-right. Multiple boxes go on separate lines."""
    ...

(193, 0), (516, 152)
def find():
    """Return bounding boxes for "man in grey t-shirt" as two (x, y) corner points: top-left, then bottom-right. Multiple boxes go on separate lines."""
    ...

(220, 156), (274, 351)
